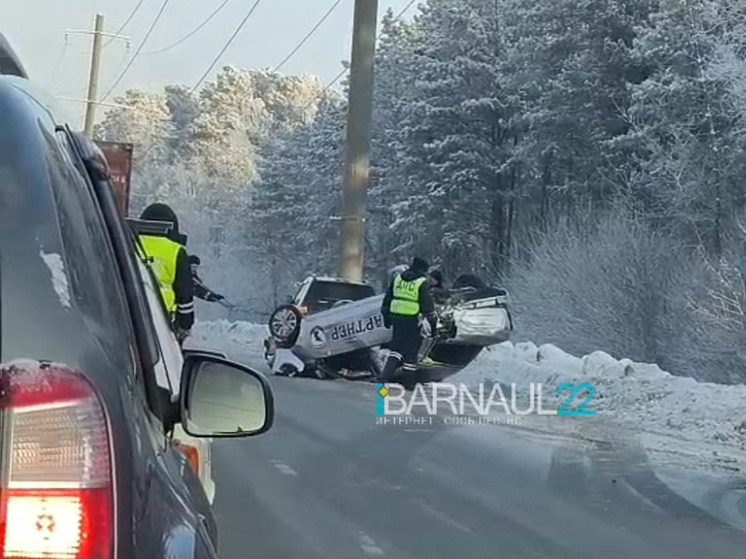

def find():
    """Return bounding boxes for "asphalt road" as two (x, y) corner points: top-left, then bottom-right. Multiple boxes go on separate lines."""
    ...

(208, 367), (746, 559)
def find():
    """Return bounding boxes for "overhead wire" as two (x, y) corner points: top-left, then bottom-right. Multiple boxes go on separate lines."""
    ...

(100, 0), (172, 103)
(143, 0), (234, 55)
(189, 0), (265, 93)
(105, 0), (145, 47)
(273, 0), (346, 73)
(304, 0), (419, 110)
(48, 35), (69, 89)
(131, 0), (264, 162)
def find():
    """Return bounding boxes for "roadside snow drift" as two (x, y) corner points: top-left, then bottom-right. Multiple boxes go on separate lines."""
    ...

(191, 320), (268, 353)
(453, 341), (746, 453)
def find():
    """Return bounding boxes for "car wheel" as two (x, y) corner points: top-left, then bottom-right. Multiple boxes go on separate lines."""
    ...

(452, 273), (488, 290)
(268, 304), (302, 346)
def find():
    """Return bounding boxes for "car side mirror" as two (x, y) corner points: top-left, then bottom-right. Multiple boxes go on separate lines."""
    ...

(179, 353), (274, 438)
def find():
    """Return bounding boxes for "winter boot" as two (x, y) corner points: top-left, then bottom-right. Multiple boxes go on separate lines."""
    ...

(374, 355), (400, 384)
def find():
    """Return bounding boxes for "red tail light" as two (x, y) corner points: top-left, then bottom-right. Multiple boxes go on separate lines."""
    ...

(0, 363), (114, 559)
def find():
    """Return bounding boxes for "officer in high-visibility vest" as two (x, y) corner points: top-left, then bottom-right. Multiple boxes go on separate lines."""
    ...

(378, 257), (437, 382)
(138, 203), (194, 339)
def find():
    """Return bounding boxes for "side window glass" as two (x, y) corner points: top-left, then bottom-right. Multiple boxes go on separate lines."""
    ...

(46, 131), (129, 336)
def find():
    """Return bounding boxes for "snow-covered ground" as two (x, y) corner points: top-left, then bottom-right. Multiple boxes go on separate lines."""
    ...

(453, 342), (746, 474)
(190, 320), (269, 355)
(192, 320), (746, 475)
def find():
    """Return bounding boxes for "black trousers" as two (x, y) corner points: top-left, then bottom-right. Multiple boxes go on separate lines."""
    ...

(385, 315), (421, 374)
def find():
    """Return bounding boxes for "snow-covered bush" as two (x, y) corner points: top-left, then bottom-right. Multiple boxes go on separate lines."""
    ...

(507, 209), (746, 384)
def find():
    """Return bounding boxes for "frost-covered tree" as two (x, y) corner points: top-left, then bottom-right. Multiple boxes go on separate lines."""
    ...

(389, 0), (513, 278)
(368, 10), (422, 274)
(188, 66), (269, 187)
(94, 89), (173, 171)
(619, 0), (746, 255)
(93, 0), (746, 382)
(163, 84), (199, 160)
(249, 96), (346, 298)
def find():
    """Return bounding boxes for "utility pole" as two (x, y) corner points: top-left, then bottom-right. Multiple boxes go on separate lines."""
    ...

(338, 0), (379, 282)
(66, 15), (128, 138)
(83, 14), (104, 138)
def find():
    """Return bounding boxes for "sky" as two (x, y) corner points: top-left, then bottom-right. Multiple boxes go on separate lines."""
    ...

(2, 0), (409, 125)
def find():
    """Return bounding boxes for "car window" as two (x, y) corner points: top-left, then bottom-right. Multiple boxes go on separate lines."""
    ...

(46, 131), (131, 341)
(301, 281), (376, 313)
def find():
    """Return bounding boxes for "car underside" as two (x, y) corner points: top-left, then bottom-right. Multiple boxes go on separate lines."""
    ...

(264, 274), (513, 383)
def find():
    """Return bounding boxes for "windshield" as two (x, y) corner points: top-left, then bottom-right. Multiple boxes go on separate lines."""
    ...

(299, 280), (376, 314)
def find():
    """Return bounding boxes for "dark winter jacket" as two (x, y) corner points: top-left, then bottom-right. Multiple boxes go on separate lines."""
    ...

(381, 268), (437, 331)
(192, 270), (224, 303)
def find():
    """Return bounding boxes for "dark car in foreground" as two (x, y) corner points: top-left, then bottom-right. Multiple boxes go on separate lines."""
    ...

(0, 41), (273, 559)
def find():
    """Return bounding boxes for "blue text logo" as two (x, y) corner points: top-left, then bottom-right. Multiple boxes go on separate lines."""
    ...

(556, 382), (596, 416)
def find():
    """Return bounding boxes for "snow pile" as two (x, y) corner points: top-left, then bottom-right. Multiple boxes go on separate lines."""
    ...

(453, 342), (746, 448)
(190, 320), (268, 354)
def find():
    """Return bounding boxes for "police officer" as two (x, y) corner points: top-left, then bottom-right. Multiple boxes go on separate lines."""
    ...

(427, 269), (448, 302)
(188, 255), (225, 303)
(378, 257), (437, 382)
(138, 203), (194, 340)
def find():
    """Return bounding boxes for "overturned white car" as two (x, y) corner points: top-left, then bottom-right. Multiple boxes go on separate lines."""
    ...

(264, 274), (513, 383)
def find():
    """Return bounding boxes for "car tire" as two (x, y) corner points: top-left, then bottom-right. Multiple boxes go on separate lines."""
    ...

(452, 273), (488, 290)
(268, 304), (302, 347)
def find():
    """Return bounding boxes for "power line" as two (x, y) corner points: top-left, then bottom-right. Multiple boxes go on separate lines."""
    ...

(143, 0), (233, 55)
(100, 0), (171, 103)
(131, 0), (264, 163)
(105, 0), (145, 47)
(48, 35), (69, 89)
(326, 0), (417, 90)
(190, 0), (265, 93)
(304, 0), (418, 110)
(273, 0), (346, 73)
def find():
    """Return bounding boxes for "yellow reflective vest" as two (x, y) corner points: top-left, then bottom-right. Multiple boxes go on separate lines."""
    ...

(390, 274), (427, 316)
(138, 234), (182, 313)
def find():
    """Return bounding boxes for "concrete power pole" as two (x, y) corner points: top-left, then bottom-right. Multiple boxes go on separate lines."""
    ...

(83, 14), (104, 138)
(338, 0), (379, 282)
(65, 16), (128, 137)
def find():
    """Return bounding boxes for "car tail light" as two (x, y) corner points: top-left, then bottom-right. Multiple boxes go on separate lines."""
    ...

(0, 363), (114, 559)
(175, 443), (200, 477)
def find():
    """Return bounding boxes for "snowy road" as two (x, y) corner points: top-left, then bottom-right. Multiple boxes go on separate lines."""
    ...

(210, 376), (746, 559)
(191, 323), (746, 559)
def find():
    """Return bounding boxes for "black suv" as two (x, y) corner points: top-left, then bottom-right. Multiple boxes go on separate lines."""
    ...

(0, 38), (274, 559)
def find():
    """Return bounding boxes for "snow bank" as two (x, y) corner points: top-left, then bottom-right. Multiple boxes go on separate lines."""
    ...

(453, 341), (746, 450)
(191, 320), (268, 351)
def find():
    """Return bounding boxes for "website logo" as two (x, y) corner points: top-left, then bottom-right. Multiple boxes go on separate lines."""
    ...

(375, 382), (597, 422)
